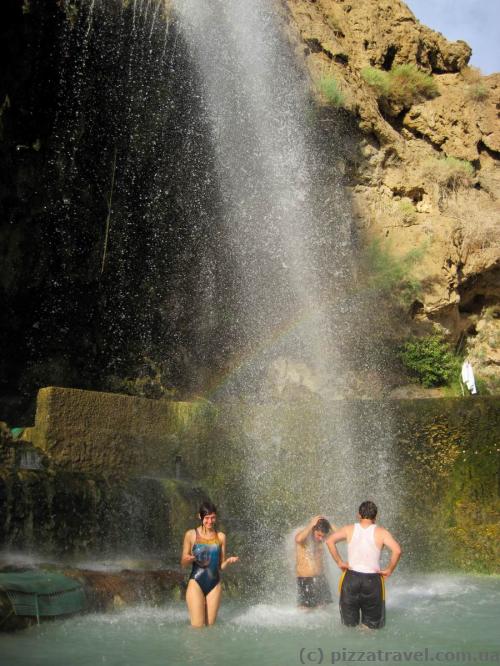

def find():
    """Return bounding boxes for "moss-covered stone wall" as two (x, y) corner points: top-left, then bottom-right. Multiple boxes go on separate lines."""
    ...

(0, 470), (210, 560)
(392, 397), (500, 573)
(25, 386), (217, 478)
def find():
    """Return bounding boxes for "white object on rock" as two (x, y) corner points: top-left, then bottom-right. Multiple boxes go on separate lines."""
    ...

(461, 360), (477, 395)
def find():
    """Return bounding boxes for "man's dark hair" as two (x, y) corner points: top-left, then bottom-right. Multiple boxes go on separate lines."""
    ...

(358, 501), (378, 520)
(314, 518), (332, 534)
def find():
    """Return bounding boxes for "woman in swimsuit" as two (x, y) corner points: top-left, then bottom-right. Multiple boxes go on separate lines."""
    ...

(181, 501), (239, 627)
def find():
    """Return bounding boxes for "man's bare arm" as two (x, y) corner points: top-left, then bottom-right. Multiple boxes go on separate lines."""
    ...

(325, 526), (350, 570)
(295, 515), (324, 544)
(379, 529), (402, 578)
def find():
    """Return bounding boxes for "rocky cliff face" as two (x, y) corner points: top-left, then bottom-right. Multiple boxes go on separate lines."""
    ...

(285, 0), (500, 391)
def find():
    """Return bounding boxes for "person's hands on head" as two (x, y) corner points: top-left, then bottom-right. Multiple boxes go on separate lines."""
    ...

(310, 514), (324, 526)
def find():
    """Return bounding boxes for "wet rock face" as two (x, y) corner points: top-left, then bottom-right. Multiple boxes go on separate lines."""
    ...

(285, 0), (500, 390)
(0, 471), (172, 558)
(0, 0), (228, 416)
(62, 568), (185, 613)
(0, 391), (212, 560)
(20, 386), (217, 482)
(0, 0), (65, 415)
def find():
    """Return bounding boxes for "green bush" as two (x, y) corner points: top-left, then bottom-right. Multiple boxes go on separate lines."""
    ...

(317, 76), (345, 108)
(361, 64), (438, 108)
(361, 67), (390, 96)
(400, 335), (461, 387)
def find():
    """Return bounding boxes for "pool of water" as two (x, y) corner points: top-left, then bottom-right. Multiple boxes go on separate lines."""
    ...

(1, 574), (499, 666)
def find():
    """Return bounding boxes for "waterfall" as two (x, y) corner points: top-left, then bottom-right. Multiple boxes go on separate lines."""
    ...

(173, 0), (354, 397)
(37, 0), (398, 574)
(172, 0), (397, 529)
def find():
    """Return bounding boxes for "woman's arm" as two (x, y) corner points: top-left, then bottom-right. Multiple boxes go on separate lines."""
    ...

(180, 529), (196, 568)
(218, 532), (239, 570)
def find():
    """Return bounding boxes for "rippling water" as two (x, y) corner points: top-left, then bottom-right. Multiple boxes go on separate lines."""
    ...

(1, 574), (498, 666)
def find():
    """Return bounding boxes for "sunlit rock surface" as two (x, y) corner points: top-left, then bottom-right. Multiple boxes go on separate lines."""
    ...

(285, 0), (500, 390)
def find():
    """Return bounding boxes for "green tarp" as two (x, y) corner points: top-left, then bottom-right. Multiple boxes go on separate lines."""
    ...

(0, 571), (85, 621)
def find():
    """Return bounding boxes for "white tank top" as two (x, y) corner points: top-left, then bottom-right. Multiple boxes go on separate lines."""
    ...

(347, 523), (381, 573)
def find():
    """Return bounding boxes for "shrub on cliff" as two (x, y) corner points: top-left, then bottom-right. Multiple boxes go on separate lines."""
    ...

(362, 64), (438, 110)
(361, 67), (390, 97)
(424, 156), (475, 192)
(446, 190), (498, 254)
(467, 82), (489, 102)
(400, 335), (461, 387)
(462, 66), (490, 102)
(317, 76), (345, 108)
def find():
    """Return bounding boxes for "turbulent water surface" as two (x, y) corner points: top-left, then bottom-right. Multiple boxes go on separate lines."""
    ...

(1, 575), (499, 666)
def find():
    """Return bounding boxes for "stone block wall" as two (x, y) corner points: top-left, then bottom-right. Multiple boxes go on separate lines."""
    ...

(25, 387), (216, 478)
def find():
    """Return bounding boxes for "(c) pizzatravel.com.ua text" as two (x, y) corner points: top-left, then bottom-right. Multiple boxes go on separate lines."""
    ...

(298, 648), (500, 664)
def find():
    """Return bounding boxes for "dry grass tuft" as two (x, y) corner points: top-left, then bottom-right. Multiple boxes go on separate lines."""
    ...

(446, 191), (500, 256)
(362, 64), (438, 110)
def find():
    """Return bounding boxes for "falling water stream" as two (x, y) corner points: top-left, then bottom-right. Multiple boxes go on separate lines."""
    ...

(172, 0), (399, 542)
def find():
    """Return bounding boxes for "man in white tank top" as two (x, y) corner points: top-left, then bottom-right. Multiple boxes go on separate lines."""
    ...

(325, 501), (402, 629)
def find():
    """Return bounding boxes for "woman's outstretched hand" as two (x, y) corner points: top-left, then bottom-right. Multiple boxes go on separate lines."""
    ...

(221, 556), (239, 570)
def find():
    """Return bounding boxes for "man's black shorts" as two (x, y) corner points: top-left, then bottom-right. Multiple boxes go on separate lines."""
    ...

(339, 569), (385, 629)
(297, 575), (333, 608)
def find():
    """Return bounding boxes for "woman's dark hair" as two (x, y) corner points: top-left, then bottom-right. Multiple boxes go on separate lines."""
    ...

(358, 500), (378, 520)
(314, 518), (332, 534)
(199, 501), (217, 519)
